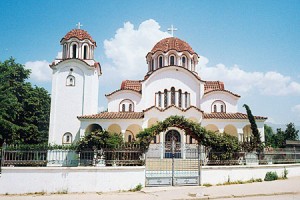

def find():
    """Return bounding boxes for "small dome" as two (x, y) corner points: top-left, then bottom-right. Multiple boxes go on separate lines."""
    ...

(151, 37), (196, 54)
(61, 29), (96, 44)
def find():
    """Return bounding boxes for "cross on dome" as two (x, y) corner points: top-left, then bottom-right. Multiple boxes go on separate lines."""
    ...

(76, 22), (83, 29)
(168, 25), (178, 37)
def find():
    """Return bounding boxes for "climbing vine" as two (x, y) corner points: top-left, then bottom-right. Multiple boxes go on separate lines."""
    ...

(136, 115), (240, 153)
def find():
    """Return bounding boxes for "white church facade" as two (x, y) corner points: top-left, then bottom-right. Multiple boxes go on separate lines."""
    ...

(48, 27), (267, 150)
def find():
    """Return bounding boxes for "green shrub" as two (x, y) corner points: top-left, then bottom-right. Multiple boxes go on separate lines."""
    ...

(264, 171), (278, 181)
(129, 183), (143, 192)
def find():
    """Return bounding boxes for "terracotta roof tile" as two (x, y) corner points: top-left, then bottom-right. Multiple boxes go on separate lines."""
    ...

(151, 37), (196, 54)
(203, 112), (267, 120)
(204, 81), (224, 92)
(121, 80), (142, 92)
(61, 29), (96, 45)
(78, 112), (144, 119)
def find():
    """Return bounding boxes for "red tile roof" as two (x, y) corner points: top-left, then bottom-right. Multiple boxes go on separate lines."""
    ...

(151, 37), (196, 54)
(78, 112), (144, 119)
(204, 81), (240, 97)
(61, 29), (96, 45)
(203, 112), (267, 120)
(204, 81), (224, 92)
(121, 80), (142, 92)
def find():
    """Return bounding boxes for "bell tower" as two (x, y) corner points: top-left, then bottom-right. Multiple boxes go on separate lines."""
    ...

(48, 24), (101, 145)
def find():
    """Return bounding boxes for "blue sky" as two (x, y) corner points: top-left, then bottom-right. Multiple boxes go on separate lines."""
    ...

(0, 0), (299, 126)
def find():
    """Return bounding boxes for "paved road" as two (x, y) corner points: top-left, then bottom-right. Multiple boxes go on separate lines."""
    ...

(1, 177), (300, 200)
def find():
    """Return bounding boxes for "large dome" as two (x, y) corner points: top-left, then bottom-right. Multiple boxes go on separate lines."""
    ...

(151, 37), (196, 54)
(61, 29), (96, 44)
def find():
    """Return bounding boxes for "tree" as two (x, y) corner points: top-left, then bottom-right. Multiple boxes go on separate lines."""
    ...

(0, 58), (51, 145)
(264, 124), (276, 147)
(275, 128), (286, 148)
(243, 104), (262, 151)
(77, 130), (123, 151)
(285, 123), (299, 141)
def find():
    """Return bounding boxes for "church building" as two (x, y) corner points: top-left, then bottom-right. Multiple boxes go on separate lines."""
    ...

(48, 26), (267, 154)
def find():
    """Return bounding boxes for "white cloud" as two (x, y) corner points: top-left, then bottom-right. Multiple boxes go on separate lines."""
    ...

(24, 60), (52, 82)
(198, 56), (300, 96)
(103, 19), (170, 79)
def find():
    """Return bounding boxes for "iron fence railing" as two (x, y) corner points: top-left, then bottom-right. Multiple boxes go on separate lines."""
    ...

(1, 145), (145, 167)
(0, 145), (300, 167)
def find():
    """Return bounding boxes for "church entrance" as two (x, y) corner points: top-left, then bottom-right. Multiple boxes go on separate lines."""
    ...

(164, 130), (181, 158)
(145, 129), (201, 187)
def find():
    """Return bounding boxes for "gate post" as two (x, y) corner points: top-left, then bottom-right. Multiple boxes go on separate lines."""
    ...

(197, 143), (202, 186)
(171, 137), (175, 186)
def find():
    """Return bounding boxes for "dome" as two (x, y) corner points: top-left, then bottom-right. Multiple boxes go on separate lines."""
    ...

(61, 29), (96, 44)
(151, 37), (196, 54)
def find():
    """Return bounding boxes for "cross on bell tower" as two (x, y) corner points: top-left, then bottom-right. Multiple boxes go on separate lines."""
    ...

(168, 25), (177, 37)
(76, 22), (83, 29)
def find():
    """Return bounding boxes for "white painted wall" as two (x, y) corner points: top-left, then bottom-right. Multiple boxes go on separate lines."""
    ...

(201, 164), (300, 185)
(0, 167), (145, 195)
(200, 92), (239, 113)
(107, 90), (142, 112)
(48, 59), (100, 145)
(142, 66), (202, 109)
(0, 164), (299, 194)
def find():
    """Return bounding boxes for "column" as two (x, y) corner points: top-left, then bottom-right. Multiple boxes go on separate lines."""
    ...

(160, 132), (164, 159)
(182, 130), (186, 159)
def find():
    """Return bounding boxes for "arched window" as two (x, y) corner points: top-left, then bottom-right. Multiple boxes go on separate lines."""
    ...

(128, 135), (132, 143)
(151, 59), (154, 71)
(164, 89), (168, 107)
(170, 55), (175, 65)
(189, 135), (193, 144)
(72, 44), (77, 58)
(66, 75), (75, 86)
(158, 56), (163, 68)
(221, 105), (224, 112)
(214, 105), (217, 112)
(185, 92), (188, 108)
(83, 45), (88, 59)
(158, 91), (162, 107)
(153, 135), (157, 144)
(182, 56), (186, 68)
(178, 89), (182, 108)
(119, 99), (134, 112)
(171, 87), (175, 105)
(129, 104), (132, 112)
(62, 132), (72, 144)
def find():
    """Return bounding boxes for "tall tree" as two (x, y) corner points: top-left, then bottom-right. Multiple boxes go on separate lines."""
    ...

(264, 124), (276, 147)
(284, 123), (299, 141)
(243, 104), (262, 151)
(0, 58), (50, 145)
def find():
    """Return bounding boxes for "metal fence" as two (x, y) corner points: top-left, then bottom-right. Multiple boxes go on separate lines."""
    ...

(1, 145), (144, 167)
(0, 146), (299, 167)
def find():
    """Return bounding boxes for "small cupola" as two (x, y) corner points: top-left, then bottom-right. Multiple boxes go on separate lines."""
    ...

(60, 23), (97, 60)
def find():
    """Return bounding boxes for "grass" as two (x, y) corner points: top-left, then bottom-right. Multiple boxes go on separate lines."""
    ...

(129, 184), (143, 192)
(216, 178), (263, 186)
